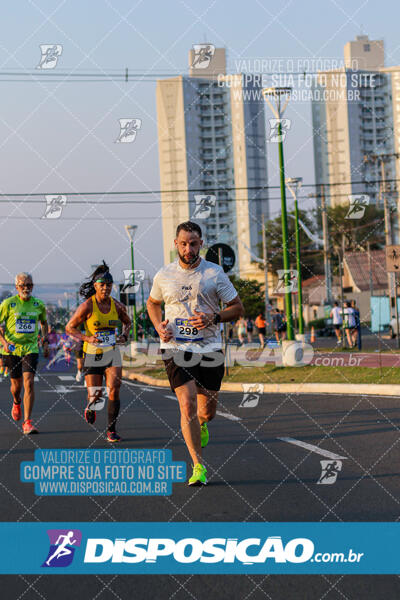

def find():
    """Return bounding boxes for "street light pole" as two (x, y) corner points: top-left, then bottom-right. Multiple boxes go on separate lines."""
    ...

(263, 87), (294, 341)
(261, 213), (271, 333)
(125, 225), (138, 342)
(364, 153), (399, 312)
(286, 177), (304, 336)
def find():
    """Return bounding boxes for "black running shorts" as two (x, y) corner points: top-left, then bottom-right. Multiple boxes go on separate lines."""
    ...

(82, 350), (121, 376)
(4, 353), (39, 379)
(162, 349), (225, 392)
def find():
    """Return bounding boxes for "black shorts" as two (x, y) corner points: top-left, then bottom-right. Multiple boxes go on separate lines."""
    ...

(4, 353), (39, 379)
(82, 350), (121, 376)
(334, 324), (341, 331)
(257, 327), (266, 335)
(162, 349), (225, 392)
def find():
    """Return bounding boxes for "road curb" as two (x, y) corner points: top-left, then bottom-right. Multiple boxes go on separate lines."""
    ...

(122, 370), (400, 396)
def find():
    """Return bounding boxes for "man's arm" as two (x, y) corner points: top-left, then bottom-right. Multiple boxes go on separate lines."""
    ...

(189, 295), (244, 330)
(146, 296), (173, 342)
(40, 320), (50, 358)
(219, 295), (244, 322)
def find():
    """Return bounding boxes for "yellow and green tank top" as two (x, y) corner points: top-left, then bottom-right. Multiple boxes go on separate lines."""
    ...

(83, 295), (119, 355)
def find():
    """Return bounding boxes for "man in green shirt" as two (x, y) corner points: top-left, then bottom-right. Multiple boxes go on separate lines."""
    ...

(0, 272), (49, 434)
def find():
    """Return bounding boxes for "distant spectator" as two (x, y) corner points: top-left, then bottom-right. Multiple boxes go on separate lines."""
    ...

(236, 317), (247, 345)
(272, 308), (287, 344)
(351, 299), (361, 350)
(255, 312), (266, 348)
(343, 301), (356, 348)
(246, 317), (254, 343)
(330, 301), (343, 345)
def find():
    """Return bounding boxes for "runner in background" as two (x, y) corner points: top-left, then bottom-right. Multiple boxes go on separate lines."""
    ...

(0, 272), (49, 433)
(74, 337), (84, 382)
(47, 327), (59, 359)
(66, 262), (131, 442)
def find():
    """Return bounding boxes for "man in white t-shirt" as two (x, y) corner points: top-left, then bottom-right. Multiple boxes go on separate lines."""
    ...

(147, 221), (244, 486)
(330, 301), (342, 345)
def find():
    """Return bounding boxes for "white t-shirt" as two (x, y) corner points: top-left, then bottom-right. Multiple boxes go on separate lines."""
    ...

(331, 306), (342, 325)
(343, 307), (356, 328)
(150, 258), (238, 352)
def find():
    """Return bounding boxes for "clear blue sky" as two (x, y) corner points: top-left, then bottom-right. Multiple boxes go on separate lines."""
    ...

(0, 0), (398, 283)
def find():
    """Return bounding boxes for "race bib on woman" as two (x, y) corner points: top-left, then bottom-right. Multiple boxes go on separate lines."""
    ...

(95, 329), (116, 347)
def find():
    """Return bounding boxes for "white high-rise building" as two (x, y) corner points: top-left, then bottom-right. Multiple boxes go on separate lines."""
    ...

(312, 35), (398, 211)
(156, 48), (269, 278)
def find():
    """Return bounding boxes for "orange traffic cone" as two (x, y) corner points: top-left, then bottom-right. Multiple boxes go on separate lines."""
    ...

(311, 326), (315, 343)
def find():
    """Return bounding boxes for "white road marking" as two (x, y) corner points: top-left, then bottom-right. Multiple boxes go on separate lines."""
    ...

(278, 437), (347, 460)
(215, 411), (242, 422)
(58, 375), (75, 381)
(164, 394), (241, 421)
(42, 385), (76, 394)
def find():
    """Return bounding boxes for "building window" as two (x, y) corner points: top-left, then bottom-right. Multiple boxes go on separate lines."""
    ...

(363, 44), (370, 52)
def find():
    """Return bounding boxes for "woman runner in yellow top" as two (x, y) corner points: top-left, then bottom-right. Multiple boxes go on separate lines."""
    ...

(66, 262), (131, 442)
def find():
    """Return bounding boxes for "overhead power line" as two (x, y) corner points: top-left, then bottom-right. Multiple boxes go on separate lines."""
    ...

(0, 178), (398, 200)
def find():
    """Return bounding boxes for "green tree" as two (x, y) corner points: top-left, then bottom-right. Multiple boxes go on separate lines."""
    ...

(321, 203), (385, 252)
(261, 209), (324, 282)
(229, 275), (264, 318)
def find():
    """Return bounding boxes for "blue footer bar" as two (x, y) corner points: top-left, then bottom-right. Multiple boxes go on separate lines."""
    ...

(0, 522), (398, 574)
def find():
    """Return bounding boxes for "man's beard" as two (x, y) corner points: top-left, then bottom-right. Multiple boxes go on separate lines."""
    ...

(178, 249), (200, 265)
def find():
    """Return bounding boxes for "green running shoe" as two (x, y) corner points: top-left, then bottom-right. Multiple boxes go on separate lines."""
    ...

(200, 422), (209, 448)
(188, 463), (207, 486)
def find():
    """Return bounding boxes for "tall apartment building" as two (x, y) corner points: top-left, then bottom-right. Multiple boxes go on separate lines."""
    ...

(312, 35), (398, 213)
(156, 48), (269, 278)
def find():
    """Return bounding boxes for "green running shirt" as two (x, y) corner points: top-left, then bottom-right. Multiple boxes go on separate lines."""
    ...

(0, 295), (47, 356)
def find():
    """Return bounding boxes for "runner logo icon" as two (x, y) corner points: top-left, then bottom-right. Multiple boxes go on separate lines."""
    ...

(317, 460), (342, 485)
(42, 529), (82, 567)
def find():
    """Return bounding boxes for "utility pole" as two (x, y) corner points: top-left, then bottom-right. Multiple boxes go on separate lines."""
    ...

(261, 214), (270, 333)
(320, 185), (333, 304)
(364, 153), (399, 312)
(286, 177), (304, 336)
(263, 87), (294, 341)
(367, 241), (374, 298)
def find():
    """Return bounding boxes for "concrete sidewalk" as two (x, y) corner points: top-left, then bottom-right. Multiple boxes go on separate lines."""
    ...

(122, 369), (400, 397)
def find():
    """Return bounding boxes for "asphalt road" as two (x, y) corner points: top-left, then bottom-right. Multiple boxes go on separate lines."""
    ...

(0, 358), (399, 598)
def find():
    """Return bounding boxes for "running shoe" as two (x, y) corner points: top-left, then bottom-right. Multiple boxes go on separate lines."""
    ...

(188, 463), (207, 486)
(75, 370), (83, 383)
(200, 422), (209, 448)
(4, 369), (9, 378)
(23, 420), (38, 434)
(84, 406), (96, 425)
(106, 431), (121, 443)
(0, 367), (3, 376)
(11, 401), (22, 421)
